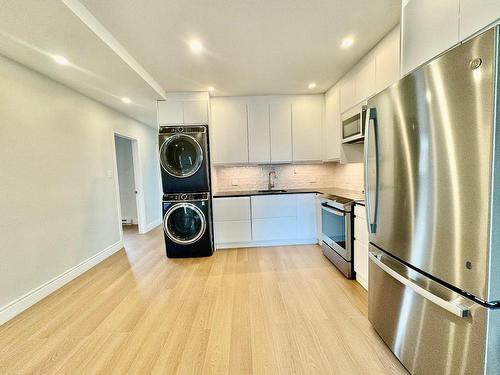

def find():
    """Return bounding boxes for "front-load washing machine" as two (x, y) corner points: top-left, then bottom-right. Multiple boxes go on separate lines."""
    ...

(159, 125), (210, 193)
(162, 192), (213, 258)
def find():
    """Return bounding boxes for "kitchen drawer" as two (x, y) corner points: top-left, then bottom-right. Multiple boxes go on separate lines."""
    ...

(213, 197), (251, 221)
(252, 217), (297, 241)
(354, 216), (368, 245)
(369, 248), (487, 374)
(251, 195), (297, 219)
(354, 204), (366, 220)
(214, 221), (252, 244)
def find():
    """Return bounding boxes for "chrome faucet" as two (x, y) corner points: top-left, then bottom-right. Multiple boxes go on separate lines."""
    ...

(268, 170), (276, 190)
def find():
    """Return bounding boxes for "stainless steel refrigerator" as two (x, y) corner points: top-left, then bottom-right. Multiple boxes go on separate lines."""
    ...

(365, 26), (500, 375)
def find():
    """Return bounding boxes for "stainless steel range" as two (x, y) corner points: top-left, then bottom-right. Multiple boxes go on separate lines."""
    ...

(319, 195), (355, 278)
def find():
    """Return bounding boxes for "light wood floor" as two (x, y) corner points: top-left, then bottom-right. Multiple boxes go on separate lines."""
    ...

(0, 226), (407, 374)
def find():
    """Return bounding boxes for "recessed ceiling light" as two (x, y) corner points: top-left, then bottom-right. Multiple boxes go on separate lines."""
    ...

(189, 40), (203, 54)
(308, 82), (317, 89)
(341, 37), (354, 49)
(208, 86), (215, 93)
(53, 55), (69, 65)
(121, 97), (132, 104)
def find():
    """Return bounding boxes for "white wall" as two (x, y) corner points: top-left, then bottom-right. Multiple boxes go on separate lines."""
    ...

(0, 54), (162, 323)
(114, 136), (138, 224)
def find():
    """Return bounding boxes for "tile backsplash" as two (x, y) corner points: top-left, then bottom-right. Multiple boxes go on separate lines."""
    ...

(213, 162), (364, 192)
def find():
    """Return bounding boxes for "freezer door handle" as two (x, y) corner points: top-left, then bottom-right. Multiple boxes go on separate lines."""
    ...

(368, 252), (470, 318)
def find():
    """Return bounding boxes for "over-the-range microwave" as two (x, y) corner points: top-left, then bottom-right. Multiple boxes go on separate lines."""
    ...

(342, 102), (367, 143)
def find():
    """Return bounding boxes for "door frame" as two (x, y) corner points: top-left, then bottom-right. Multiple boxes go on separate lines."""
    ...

(112, 130), (147, 238)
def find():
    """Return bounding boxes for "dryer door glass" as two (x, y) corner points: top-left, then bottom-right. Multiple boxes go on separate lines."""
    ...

(160, 134), (203, 178)
(164, 203), (206, 245)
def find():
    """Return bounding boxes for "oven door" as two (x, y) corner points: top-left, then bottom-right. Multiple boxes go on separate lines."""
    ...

(321, 205), (351, 261)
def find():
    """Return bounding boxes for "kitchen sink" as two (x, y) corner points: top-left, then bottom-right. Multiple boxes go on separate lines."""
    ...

(257, 189), (287, 193)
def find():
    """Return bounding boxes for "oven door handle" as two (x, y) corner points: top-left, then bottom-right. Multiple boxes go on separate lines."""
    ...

(321, 204), (345, 217)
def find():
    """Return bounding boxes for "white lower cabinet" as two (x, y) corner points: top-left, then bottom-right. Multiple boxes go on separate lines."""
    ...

(214, 194), (318, 248)
(214, 221), (251, 244)
(252, 217), (298, 241)
(296, 194), (317, 239)
(213, 197), (252, 247)
(354, 240), (369, 290)
(354, 204), (369, 290)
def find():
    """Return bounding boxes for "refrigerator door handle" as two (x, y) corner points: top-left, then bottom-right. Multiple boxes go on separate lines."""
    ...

(368, 252), (470, 318)
(364, 108), (379, 233)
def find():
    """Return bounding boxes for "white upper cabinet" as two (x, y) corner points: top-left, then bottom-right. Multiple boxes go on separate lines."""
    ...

(210, 95), (322, 165)
(324, 85), (341, 161)
(247, 98), (271, 164)
(269, 99), (292, 163)
(354, 57), (376, 102)
(402, 0), (460, 75)
(374, 26), (401, 93)
(158, 99), (208, 125)
(211, 97), (248, 165)
(157, 101), (183, 124)
(459, 0), (500, 40)
(183, 100), (208, 124)
(292, 96), (323, 162)
(340, 75), (356, 113)
(338, 25), (400, 116)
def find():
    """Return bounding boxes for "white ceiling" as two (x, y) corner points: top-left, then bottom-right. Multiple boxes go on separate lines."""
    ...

(0, 0), (400, 126)
(81, 0), (400, 95)
(0, 0), (161, 126)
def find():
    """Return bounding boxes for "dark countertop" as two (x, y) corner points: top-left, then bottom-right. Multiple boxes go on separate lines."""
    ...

(213, 187), (364, 202)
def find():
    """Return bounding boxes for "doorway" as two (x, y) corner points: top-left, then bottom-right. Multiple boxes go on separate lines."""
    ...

(113, 133), (145, 237)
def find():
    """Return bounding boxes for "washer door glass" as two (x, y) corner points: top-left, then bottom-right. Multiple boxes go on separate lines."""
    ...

(160, 134), (203, 178)
(164, 203), (206, 245)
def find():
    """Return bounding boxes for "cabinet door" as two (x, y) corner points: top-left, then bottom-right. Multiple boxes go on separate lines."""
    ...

(157, 100), (183, 125)
(354, 57), (376, 103)
(183, 101), (208, 124)
(251, 195), (297, 219)
(459, 0), (500, 40)
(375, 26), (401, 94)
(213, 197), (251, 221)
(354, 240), (369, 290)
(211, 98), (248, 164)
(269, 100), (292, 163)
(324, 86), (341, 161)
(402, 0), (459, 75)
(296, 194), (317, 239)
(291, 96), (323, 162)
(340, 76), (356, 112)
(214, 221), (252, 244)
(354, 217), (368, 245)
(252, 217), (297, 241)
(247, 98), (271, 163)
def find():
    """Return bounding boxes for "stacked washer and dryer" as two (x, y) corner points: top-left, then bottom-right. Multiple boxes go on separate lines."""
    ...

(159, 125), (214, 258)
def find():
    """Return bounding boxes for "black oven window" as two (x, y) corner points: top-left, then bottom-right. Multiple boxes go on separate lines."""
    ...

(322, 209), (346, 250)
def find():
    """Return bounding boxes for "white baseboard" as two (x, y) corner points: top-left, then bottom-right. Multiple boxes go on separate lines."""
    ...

(0, 240), (123, 326)
(141, 218), (162, 234)
(216, 238), (318, 250)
